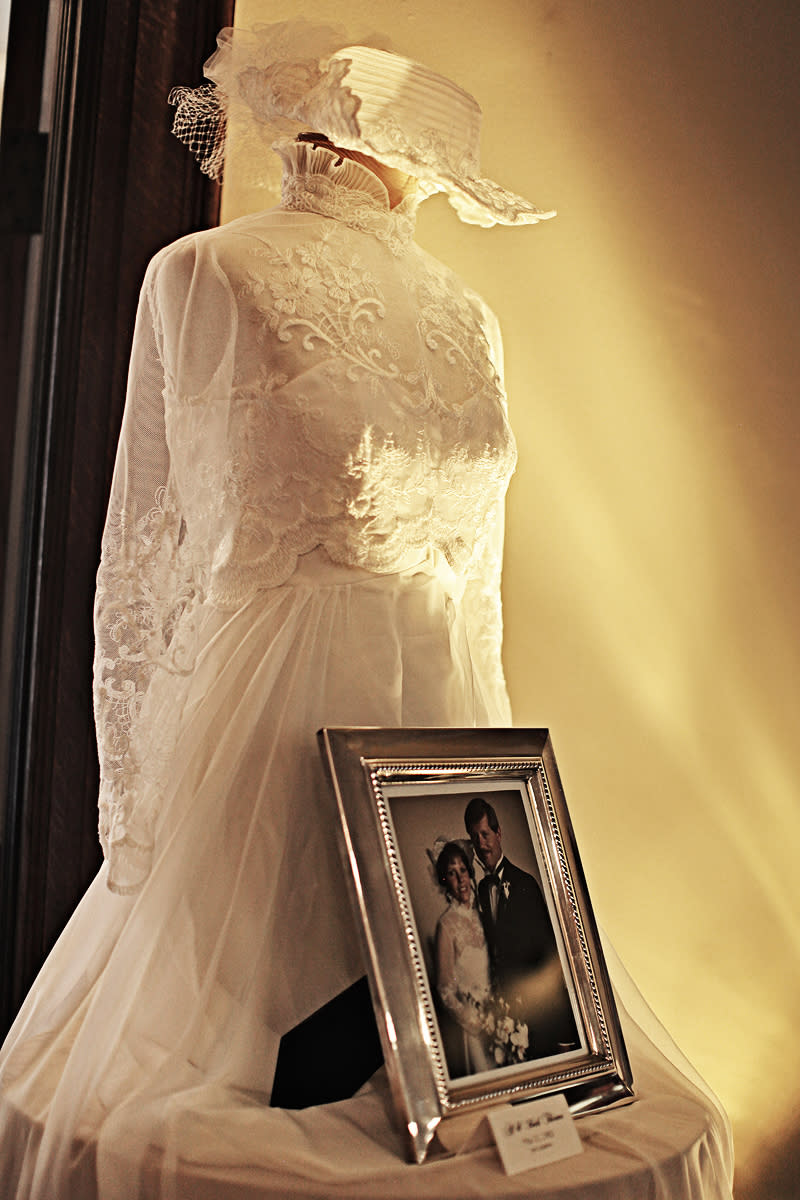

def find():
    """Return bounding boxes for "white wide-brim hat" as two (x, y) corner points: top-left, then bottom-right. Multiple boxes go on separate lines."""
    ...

(169, 20), (555, 228)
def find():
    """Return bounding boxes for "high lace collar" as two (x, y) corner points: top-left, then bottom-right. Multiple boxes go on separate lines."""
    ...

(275, 138), (419, 255)
(447, 888), (479, 915)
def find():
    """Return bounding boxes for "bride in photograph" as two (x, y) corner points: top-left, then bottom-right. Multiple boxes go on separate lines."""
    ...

(433, 839), (494, 1075)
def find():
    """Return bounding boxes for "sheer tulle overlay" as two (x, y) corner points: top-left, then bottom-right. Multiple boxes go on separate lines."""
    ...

(1, 553), (501, 1195)
(0, 141), (733, 1198)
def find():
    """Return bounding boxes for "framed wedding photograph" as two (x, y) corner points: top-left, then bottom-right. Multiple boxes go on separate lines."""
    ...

(318, 727), (634, 1164)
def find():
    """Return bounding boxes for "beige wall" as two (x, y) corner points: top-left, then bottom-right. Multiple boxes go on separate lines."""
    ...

(228, 2), (800, 1194)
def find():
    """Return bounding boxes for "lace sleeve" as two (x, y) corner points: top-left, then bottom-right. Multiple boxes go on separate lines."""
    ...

(93, 263), (191, 890)
(94, 238), (239, 893)
(463, 495), (512, 724)
(461, 295), (515, 725)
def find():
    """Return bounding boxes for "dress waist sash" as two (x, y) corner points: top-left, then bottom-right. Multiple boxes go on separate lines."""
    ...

(283, 544), (466, 602)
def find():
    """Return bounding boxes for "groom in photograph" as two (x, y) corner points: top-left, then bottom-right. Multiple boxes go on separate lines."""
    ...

(464, 796), (579, 1059)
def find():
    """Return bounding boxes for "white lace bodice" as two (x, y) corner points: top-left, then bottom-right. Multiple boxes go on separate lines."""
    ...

(436, 896), (491, 1028)
(94, 139), (516, 877)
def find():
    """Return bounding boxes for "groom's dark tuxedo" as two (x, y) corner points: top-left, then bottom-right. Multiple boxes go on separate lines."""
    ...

(477, 857), (553, 992)
(478, 857), (578, 1059)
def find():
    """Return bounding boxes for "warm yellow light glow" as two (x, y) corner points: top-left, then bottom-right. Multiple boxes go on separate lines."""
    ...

(226, 2), (800, 1192)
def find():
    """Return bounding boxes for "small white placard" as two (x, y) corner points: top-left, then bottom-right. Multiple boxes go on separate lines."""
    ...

(487, 1092), (583, 1175)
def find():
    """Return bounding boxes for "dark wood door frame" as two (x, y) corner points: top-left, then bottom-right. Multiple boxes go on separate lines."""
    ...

(0, 0), (233, 1034)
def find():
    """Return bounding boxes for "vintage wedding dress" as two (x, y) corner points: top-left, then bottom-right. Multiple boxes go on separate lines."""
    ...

(0, 140), (734, 1199)
(435, 896), (493, 1075)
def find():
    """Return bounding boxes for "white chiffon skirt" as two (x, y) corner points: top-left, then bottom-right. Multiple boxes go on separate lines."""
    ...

(0, 550), (499, 1196)
(0, 551), (734, 1199)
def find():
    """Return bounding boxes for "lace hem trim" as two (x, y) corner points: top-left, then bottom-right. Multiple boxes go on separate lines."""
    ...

(206, 533), (468, 610)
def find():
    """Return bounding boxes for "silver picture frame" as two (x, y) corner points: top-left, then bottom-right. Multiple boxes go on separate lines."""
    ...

(318, 726), (634, 1164)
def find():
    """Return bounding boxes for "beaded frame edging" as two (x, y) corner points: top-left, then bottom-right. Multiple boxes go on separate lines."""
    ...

(318, 727), (634, 1164)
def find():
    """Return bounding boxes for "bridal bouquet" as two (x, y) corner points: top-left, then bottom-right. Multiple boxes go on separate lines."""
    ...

(481, 994), (529, 1066)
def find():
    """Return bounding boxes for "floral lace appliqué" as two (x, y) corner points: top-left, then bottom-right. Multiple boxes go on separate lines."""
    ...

(94, 143), (516, 892)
